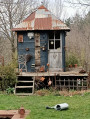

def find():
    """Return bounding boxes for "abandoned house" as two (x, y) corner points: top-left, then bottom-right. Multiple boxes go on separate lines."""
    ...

(12, 5), (88, 95)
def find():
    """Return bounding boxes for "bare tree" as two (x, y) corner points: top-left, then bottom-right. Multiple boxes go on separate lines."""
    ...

(42, 0), (49, 8)
(55, 0), (63, 18)
(65, 0), (90, 6)
(0, 0), (37, 58)
(66, 12), (90, 71)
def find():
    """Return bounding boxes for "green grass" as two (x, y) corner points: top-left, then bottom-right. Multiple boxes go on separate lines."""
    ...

(0, 93), (90, 119)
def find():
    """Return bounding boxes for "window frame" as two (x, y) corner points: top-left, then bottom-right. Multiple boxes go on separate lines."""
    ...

(48, 31), (61, 50)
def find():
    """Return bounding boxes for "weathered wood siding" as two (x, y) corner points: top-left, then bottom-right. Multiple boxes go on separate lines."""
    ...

(17, 31), (35, 72)
(40, 32), (48, 72)
(17, 31), (48, 72)
(17, 31), (65, 72)
(35, 33), (41, 71)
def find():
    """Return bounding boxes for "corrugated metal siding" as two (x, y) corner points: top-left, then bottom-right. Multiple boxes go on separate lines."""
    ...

(35, 18), (52, 30)
(12, 5), (70, 31)
(23, 12), (35, 22)
(40, 32), (48, 71)
(17, 31), (35, 72)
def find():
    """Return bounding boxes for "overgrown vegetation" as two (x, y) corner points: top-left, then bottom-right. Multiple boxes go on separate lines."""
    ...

(0, 57), (17, 91)
(66, 53), (79, 67)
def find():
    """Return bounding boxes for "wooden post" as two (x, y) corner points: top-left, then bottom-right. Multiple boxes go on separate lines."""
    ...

(64, 78), (65, 88)
(73, 79), (74, 90)
(68, 78), (70, 90)
(51, 77), (53, 87)
(14, 77), (18, 94)
(77, 79), (78, 91)
(82, 79), (83, 90)
(59, 78), (61, 90)
(32, 76), (35, 94)
(55, 74), (56, 89)
(87, 79), (88, 90)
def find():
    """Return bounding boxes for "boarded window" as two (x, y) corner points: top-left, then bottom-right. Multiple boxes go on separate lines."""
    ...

(18, 35), (23, 42)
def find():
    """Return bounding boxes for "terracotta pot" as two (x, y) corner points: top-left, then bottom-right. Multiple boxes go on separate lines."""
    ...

(69, 64), (72, 68)
(74, 64), (77, 68)
(39, 66), (45, 72)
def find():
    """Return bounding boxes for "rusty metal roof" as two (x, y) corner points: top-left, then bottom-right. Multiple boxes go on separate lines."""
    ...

(12, 5), (70, 31)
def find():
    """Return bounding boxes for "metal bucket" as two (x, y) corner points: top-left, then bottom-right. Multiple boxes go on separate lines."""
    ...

(54, 103), (69, 110)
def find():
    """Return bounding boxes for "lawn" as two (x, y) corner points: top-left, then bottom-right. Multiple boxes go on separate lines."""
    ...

(0, 92), (90, 119)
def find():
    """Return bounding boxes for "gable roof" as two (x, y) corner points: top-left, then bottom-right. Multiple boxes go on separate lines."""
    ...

(12, 5), (70, 31)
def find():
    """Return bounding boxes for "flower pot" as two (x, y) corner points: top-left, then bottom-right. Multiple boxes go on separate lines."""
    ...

(74, 64), (77, 68)
(69, 64), (72, 68)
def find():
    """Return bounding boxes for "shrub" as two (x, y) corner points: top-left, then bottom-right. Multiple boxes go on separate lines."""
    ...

(0, 64), (17, 91)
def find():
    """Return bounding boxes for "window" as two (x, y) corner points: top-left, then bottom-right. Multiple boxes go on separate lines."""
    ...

(49, 31), (61, 50)
(55, 31), (60, 39)
(49, 40), (54, 49)
(55, 40), (60, 49)
(49, 31), (54, 39)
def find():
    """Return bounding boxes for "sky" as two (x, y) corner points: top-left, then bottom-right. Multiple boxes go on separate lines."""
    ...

(38, 0), (90, 20)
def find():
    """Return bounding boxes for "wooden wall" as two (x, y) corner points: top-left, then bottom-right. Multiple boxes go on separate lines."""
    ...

(17, 31), (65, 72)
(40, 32), (48, 72)
(17, 31), (48, 72)
(17, 31), (35, 72)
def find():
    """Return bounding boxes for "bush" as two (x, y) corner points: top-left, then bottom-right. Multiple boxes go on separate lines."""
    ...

(0, 64), (17, 90)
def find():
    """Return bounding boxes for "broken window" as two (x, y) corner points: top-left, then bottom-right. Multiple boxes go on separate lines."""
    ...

(55, 40), (60, 49)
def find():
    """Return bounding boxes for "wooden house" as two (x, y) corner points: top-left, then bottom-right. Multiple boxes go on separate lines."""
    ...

(12, 5), (88, 95)
(12, 5), (70, 73)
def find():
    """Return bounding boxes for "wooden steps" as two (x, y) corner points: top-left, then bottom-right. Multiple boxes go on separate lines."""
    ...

(17, 81), (34, 83)
(15, 76), (35, 95)
(15, 93), (33, 96)
(16, 86), (34, 88)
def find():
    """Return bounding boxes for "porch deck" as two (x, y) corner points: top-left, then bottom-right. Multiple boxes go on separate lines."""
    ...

(15, 70), (88, 95)
(18, 71), (88, 77)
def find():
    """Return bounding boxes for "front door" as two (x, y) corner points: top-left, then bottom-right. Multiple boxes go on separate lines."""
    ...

(48, 31), (62, 71)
